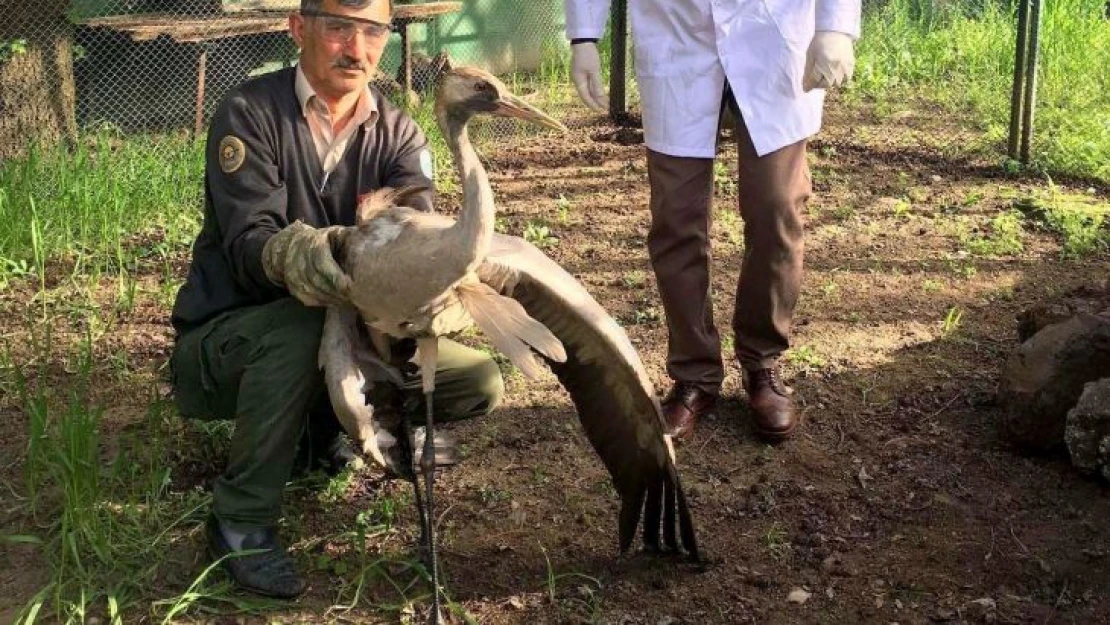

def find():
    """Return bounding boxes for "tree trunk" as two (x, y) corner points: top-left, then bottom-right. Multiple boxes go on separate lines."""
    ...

(0, 0), (77, 159)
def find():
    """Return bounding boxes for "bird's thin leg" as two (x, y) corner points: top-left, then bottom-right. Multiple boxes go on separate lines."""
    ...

(399, 408), (429, 549)
(416, 337), (443, 625)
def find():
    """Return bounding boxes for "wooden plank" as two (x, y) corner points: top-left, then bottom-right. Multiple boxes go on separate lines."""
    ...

(80, 4), (463, 43)
(220, 1), (463, 18)
(393, 2), (462, 20)
(221, 0), (297, 12)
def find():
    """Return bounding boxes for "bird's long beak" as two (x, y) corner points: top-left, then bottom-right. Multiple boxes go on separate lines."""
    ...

(494, 94), (568, 132)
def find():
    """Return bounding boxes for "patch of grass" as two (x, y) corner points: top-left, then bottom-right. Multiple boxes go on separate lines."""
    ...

(941, 305), (964, 337)
(622, 303), (661, 326)
(921, 278), (944, 293)
(853, 0), (1110, 183)
(555, 194), (573, 224)
(713, 160), (737, 197)
(721, 332), (735, 354)
(14, 346), (214, 623)
(831, 203), (856, 221)
(1014, 185), (1109, 258)
(316, 466), (359, 504)
(620, 270), (647, 289)
(890, 197), (913, 219)
(0, 128), (203, 278)
(762, 522), (792, 561)
(522, 221), (559, 248)
(963, 210), (1025, 257)
(539, 544), (603, 621)
(947, 259), (978, 279)
(714, 204), (744, 247)
(478, 485), (512, 506)
(784, 345), (826, 371)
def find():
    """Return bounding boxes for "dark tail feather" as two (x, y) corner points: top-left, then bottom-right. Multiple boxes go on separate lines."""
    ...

(663, 476), (677, 552)
(672, 467), (701, 562)
(643, 478), (663, 551)
(618, 484), (647, 554)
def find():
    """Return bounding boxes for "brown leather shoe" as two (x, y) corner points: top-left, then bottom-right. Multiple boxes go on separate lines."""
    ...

(661, 382), (717, 440)
(743, 367), (797, 442)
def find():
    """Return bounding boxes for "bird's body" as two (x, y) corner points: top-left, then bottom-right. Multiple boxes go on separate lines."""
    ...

(344, 206), (472, 338)
(320, 66), (699, 623)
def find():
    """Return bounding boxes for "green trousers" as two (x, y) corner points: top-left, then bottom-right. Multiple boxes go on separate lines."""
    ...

(170, 298), (504, 527)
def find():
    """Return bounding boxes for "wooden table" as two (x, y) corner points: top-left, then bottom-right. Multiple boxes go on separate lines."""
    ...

(79, 2), (463, 134)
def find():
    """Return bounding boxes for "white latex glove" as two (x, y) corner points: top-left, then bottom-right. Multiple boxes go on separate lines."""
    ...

(570, 42), (609, 112)
(803, 31), (856, 92)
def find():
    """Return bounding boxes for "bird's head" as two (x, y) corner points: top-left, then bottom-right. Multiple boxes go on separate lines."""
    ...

(436, 66), (567, 132)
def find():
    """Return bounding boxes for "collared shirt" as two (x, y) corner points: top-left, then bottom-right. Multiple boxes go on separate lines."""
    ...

(294, 65), (379, 174)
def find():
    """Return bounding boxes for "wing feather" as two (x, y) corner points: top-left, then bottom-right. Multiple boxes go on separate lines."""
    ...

(320, 306), (390, 469)
(478, 234), (700, 560)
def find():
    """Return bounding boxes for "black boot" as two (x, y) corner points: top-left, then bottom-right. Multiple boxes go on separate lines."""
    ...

(206, 515), (307, 599)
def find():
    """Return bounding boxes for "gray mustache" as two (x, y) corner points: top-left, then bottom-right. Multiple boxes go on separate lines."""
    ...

(334, 58), (365, 71)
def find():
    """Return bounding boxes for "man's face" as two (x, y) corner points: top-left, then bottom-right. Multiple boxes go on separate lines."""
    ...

(290, 0), (391, 102)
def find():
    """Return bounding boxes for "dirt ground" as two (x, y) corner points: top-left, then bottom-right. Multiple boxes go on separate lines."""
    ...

(2, 94), (1110, 624)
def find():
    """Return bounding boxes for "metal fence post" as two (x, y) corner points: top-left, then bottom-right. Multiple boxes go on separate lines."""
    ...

(1019, 0), (1043, 165)
(1008, 0), (1043, 165)
(1007, 0), (1030, 159)
(608, 0), (627, 121)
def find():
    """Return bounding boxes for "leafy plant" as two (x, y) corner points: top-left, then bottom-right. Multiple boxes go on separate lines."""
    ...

(555, 194), (573, 224)
(785, 345), (825, 370)
(523, 221), (559, 248)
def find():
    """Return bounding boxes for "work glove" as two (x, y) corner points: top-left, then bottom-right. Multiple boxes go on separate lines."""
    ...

(261, 220), (351, 307)
(803, 31), (856, 92)
(570, 41), (608, 112)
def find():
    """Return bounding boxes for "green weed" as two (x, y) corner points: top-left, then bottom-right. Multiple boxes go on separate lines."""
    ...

(1014, 185), (1109, 258)
(523, 221), (559, 248)
(964, 210), (1025, 256)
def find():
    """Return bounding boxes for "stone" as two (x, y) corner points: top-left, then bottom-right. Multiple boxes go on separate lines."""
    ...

(1000, 314), (1110, 451)
(786, 588), (811, 604)
(1065, 378), (1110, 481)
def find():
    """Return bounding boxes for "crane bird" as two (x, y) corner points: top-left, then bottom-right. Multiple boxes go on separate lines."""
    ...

(320, 66), (699, 622)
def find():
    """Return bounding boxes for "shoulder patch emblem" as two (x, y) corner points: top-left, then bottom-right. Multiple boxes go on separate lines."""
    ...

(218, 135), (246, 173)
(419, 149), (434, 180)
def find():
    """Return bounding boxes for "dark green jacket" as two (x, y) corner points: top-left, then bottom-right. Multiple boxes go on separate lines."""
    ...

(171, 67), (434, 334)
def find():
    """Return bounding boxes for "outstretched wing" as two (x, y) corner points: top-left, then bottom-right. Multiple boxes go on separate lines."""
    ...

(477, 234), (700, 560)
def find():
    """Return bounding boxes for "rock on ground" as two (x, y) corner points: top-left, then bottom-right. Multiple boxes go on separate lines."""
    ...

(1000, 313), (1110, 450)
(1066, 378), (1110, 481)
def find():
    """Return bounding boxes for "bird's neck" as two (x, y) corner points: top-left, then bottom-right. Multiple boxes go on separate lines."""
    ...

(437, 106), (494, 270)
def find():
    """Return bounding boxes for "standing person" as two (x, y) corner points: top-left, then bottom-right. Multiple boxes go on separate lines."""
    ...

(170, 0), (503, 598)
(564, 0), (860, 442)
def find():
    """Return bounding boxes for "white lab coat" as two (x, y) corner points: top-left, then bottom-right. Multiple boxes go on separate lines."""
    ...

(565, 0), (861, 158)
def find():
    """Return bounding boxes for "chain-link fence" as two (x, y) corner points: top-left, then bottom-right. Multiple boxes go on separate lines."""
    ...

(0, 0), (599, 158)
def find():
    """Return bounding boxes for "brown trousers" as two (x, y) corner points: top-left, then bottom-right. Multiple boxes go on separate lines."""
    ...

(647, 114), (811, 395)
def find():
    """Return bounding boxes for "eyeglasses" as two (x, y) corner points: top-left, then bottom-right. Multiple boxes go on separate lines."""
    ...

(301, 9), (393, 44)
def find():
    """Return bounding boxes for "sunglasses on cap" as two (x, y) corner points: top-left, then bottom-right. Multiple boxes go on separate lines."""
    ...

(301, 9), (393, 44)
